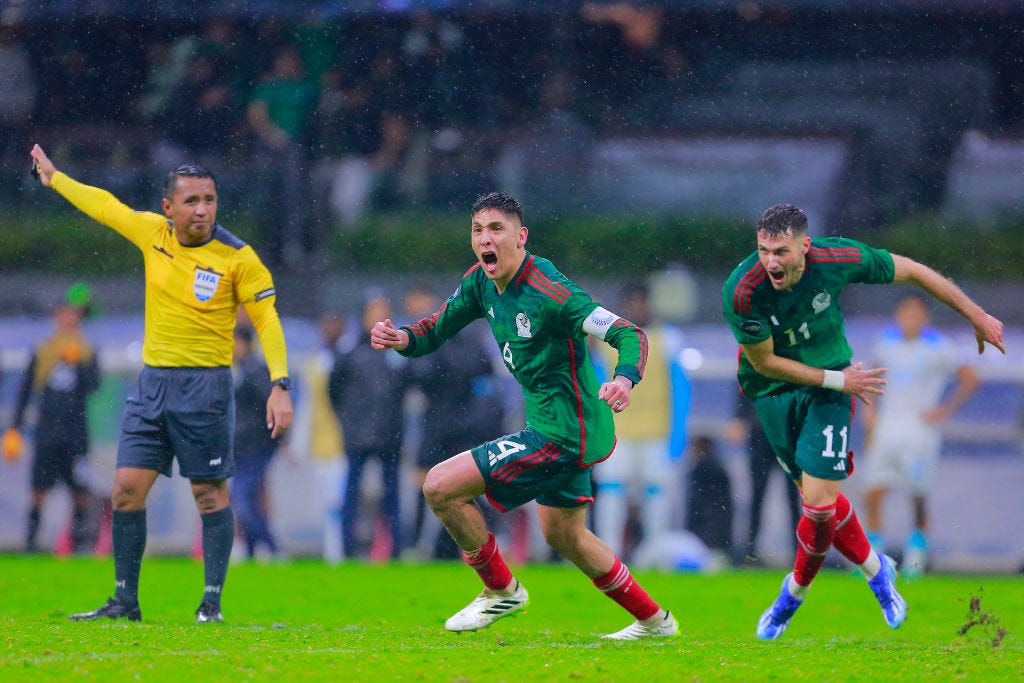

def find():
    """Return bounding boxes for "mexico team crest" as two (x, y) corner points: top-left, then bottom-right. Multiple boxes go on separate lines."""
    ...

(193, 267), (223, 302)
(516, 312), (532, 338)
(812, 291), (831, 314)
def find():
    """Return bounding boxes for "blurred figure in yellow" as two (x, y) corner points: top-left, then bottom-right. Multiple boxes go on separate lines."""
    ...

(4, 287), (100, 552)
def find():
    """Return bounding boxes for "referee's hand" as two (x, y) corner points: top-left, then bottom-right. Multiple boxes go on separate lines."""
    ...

(30, 144), (57, 187)
(266, 389), (294, 440)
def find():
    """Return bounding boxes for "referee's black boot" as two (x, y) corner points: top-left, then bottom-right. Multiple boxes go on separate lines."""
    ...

(68, 597), (142, 622)
(195, 600), (224, 623)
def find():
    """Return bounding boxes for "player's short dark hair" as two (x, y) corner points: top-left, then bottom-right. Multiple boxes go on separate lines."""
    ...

(164, 164), (217, 199)
(472, 192), (522, 223)
(757, 204), (808, 237)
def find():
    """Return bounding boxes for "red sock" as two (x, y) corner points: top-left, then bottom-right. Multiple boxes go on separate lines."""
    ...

(793, 501), (837, 586)
(463, 532), (513, 590)
(831, 492), (872, 565)
(593, 557), (660, 621)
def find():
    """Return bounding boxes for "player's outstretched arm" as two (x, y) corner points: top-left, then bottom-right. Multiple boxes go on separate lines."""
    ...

(742, 339), (887, 404)
(29, 144), (58, 187)
(891, 254), (1005, 354)
(370, 318), (409, 352)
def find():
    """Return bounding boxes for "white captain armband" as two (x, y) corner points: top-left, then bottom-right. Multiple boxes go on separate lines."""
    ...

(582, 306), (618, 340)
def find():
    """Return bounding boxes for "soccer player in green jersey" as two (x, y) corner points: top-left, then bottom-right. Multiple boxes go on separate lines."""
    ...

(30, 144), (294, 624)
(371, 192), (677, 640)
(722, 204), (1004, 640)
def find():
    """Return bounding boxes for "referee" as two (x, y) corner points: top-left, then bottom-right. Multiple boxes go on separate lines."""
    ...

(30, 144), (293, 623)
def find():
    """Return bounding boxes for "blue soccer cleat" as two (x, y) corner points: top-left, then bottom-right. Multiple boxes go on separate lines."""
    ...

(756, 573), (803, 640)
(868, 554), (907, 629)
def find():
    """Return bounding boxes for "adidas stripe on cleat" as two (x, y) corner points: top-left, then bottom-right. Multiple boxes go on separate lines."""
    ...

(445, 579), (529, 632)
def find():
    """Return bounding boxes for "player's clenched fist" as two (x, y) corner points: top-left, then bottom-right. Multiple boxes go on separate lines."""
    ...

(370, 318), (409, 351)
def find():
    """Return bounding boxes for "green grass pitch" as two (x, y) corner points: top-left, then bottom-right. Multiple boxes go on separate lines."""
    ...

(1, 554), (1020, 681)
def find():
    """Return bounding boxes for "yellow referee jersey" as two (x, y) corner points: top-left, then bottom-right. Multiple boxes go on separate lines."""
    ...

(49, 171), (289, 380)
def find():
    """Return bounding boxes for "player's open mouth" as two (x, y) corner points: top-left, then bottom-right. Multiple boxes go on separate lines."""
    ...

(481, 252), (498, 271)
(768, 270), (785, 283)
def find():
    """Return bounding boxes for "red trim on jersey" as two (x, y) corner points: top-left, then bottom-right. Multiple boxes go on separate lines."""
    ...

(635, 326), (649, 378)
(610, 318), (648, 378)
(733, 263), (767, 314)
(808, 246), (861, 263)
(583, 436), (617, 468)
(515, 258), (571, 303)
(567, 339), (588, 464)
(492, 442), (560, 483)
(463, 262), (482, 278)
(513, 255), (535, 287)
(407, 301), (448, 337)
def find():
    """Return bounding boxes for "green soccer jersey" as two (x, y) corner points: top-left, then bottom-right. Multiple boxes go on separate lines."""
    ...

(400, 252), (648, 465)
(722, 237), (895, 399)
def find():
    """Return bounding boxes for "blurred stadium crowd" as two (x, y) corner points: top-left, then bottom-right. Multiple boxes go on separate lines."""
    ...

(2, 1), (1024, 267)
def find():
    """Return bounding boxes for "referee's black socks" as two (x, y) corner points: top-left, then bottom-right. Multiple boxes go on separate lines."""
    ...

(112, 509), (147, 606)
(200, 506), (234, 607)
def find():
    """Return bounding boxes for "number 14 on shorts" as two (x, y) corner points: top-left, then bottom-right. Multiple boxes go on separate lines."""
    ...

(488, 440), (527, 467)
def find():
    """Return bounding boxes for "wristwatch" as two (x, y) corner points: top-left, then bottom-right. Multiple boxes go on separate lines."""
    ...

(271, 377), (292, 391)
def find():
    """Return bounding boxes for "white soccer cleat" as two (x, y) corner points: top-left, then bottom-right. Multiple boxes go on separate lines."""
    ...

(602, 610), (679, 641)
(444, 580), (529, 632)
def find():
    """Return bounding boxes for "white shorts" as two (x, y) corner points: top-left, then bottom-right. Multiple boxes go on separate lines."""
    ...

(593, 437), (673, 491)
(859, 421), (941, 494)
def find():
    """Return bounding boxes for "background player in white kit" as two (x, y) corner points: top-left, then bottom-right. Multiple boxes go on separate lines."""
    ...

(860, 294), (979, 577)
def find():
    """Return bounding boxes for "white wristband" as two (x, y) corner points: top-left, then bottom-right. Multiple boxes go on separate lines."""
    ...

(821, 369), (845, 391)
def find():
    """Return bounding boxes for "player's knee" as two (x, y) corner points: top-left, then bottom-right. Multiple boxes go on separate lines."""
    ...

(111, 484), (144, 511)
(421, 468), (450, 510)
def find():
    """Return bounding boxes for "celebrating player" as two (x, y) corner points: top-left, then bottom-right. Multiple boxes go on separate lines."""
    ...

(30, 143), (293, 623)
(722, 203), (1004, 640)
(371, 192), (677, 640)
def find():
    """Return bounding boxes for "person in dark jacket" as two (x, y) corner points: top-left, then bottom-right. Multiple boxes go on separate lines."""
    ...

(686, 435), (734, 557)
(328, 290), (409, 559)
(6, 296), (100, 553)
(230, 324), (281, 560)
(402, 282), (505, 559)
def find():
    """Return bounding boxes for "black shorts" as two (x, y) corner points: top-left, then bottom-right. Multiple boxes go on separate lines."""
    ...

(117, 366), (235, 480)
(31, 443), (88, 492)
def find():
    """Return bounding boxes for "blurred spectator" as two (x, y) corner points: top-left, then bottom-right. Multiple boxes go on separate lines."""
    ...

(4, 289), (100, 553)
(578, 2), (691, 130)
(150, 51), (244, 171)
(311, 52), (410, 229)
(685, 435), (734, 559)
(860, 294), (980, 578)
(288, 310), (348, 562)
(496, 70), (593, 214)
(593, 282), (690, 564)
(246, 41), (318, 265)
(328, 290), (408, 560)
(230, 324), (282, 561)
(0, 21), (36, 189)
(402, 282), (505, 559)
(724, 389), (801, 566)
